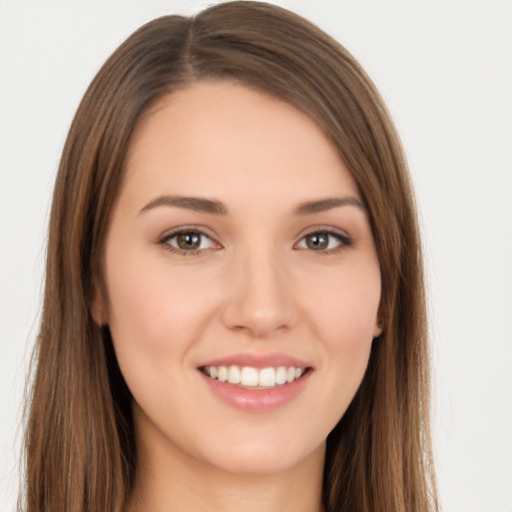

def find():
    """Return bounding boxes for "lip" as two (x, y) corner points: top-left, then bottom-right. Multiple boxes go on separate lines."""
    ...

(198, 352), (311, 370)
(197, 353), (313, 412)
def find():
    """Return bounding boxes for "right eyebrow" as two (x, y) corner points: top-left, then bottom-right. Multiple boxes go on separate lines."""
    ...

(139, 195), (228, 215)
(295, 196), (366, 215)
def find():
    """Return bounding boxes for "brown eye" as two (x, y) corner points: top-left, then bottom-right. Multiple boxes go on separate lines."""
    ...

(176, 232), (202, 250)
(161, 230), (217, 254)
(305, 233), (329, 250)
(296, 230), (353, 252)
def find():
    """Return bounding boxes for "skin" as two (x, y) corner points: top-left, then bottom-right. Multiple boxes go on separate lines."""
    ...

(96, 81), (382, 512)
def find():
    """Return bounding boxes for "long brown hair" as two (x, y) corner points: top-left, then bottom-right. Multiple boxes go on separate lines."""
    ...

(21, 2), (437, 511)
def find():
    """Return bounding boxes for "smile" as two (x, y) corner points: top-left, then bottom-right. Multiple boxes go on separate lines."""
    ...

(201, 365), (307, 388)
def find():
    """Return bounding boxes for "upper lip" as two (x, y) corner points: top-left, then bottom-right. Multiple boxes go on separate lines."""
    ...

(198, 352), (312, 370)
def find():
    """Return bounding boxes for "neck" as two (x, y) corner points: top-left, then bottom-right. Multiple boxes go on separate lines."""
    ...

(126, 429), (325, 512)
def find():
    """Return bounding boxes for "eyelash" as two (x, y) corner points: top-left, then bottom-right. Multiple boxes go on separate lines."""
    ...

(158, 228), (219, 256)
(295, 229), (354, 254)
(158, 228), (353, 256)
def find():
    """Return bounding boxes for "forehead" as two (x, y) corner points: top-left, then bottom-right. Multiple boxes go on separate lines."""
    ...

(122, 80), (360, 210)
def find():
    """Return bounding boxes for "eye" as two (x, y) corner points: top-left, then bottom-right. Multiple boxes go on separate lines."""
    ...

(295, 230), (352, 252)
(160, 229), (219, 254)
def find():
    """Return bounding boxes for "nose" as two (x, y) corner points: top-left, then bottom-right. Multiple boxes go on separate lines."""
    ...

(220, 248), (298, 338)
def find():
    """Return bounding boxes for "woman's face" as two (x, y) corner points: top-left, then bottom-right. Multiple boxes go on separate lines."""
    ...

(99, 81), (381, 476)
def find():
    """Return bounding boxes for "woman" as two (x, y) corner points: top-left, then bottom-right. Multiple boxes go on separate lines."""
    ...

(21, 2), (438, 511)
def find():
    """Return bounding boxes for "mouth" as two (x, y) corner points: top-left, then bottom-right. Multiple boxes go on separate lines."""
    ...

(199, 365), (310, 389)
(197, 353), (314, 411)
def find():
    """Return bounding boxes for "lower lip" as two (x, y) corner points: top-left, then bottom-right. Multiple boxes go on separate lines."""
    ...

(199, 370), (312, 412)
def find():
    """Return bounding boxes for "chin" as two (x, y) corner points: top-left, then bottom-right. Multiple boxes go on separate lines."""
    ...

(198, 435), (326, 477)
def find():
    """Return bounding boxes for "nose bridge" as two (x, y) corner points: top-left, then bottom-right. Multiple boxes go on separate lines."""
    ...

(221, 240), (297, 336)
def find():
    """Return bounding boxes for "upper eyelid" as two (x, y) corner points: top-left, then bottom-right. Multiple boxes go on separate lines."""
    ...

(158, 225), (219, 242)
(156, 225), (353, 246)
(295, 225), (352, 240)
(158, 228), (221, 255)
(294, 227), (354, 250)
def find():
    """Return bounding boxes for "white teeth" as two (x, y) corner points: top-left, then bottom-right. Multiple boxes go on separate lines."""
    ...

(217, 366), (228, 382)
(259, 367), (276, 387)
(203, 365), (307, 388)
(227, 365), (241, 384)
(275, 366), (287, 385)
(241, 367), (259, 386)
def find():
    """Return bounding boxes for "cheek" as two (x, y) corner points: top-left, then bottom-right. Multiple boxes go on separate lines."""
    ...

(304, 262), (381, 342)
(103, 256), (220, 422)
(304, 263), (380, 393)
(104, 250), (218, 374)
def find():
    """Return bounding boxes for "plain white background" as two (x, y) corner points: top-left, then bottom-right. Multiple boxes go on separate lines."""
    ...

(1, 1), (511, 511)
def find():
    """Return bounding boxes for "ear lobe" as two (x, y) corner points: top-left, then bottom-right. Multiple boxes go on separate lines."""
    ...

(90, 285), (108, 326)
(373, 321), (383, 339)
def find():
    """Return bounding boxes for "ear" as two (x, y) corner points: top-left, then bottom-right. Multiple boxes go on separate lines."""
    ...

(373, 319), (383, 339)
(90, 281), (108, 326)
(372, 301), (384, 339)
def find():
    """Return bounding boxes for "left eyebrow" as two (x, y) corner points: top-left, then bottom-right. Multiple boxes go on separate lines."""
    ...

(295, 196), (366, 215)
(139, 195), (228, 215)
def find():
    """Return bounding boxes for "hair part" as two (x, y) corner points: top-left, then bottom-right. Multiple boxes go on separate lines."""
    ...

(21, 3), (437, 512)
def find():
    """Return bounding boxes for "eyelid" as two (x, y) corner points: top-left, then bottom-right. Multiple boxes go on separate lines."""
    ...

(294, 226), (354, 252)
(158, 226), (222, 255)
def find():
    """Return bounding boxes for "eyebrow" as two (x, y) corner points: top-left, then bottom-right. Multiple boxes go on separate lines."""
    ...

(139, 194), (365, 216)
(295, 196), (366, 215)
(140, 195), (228, 215)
